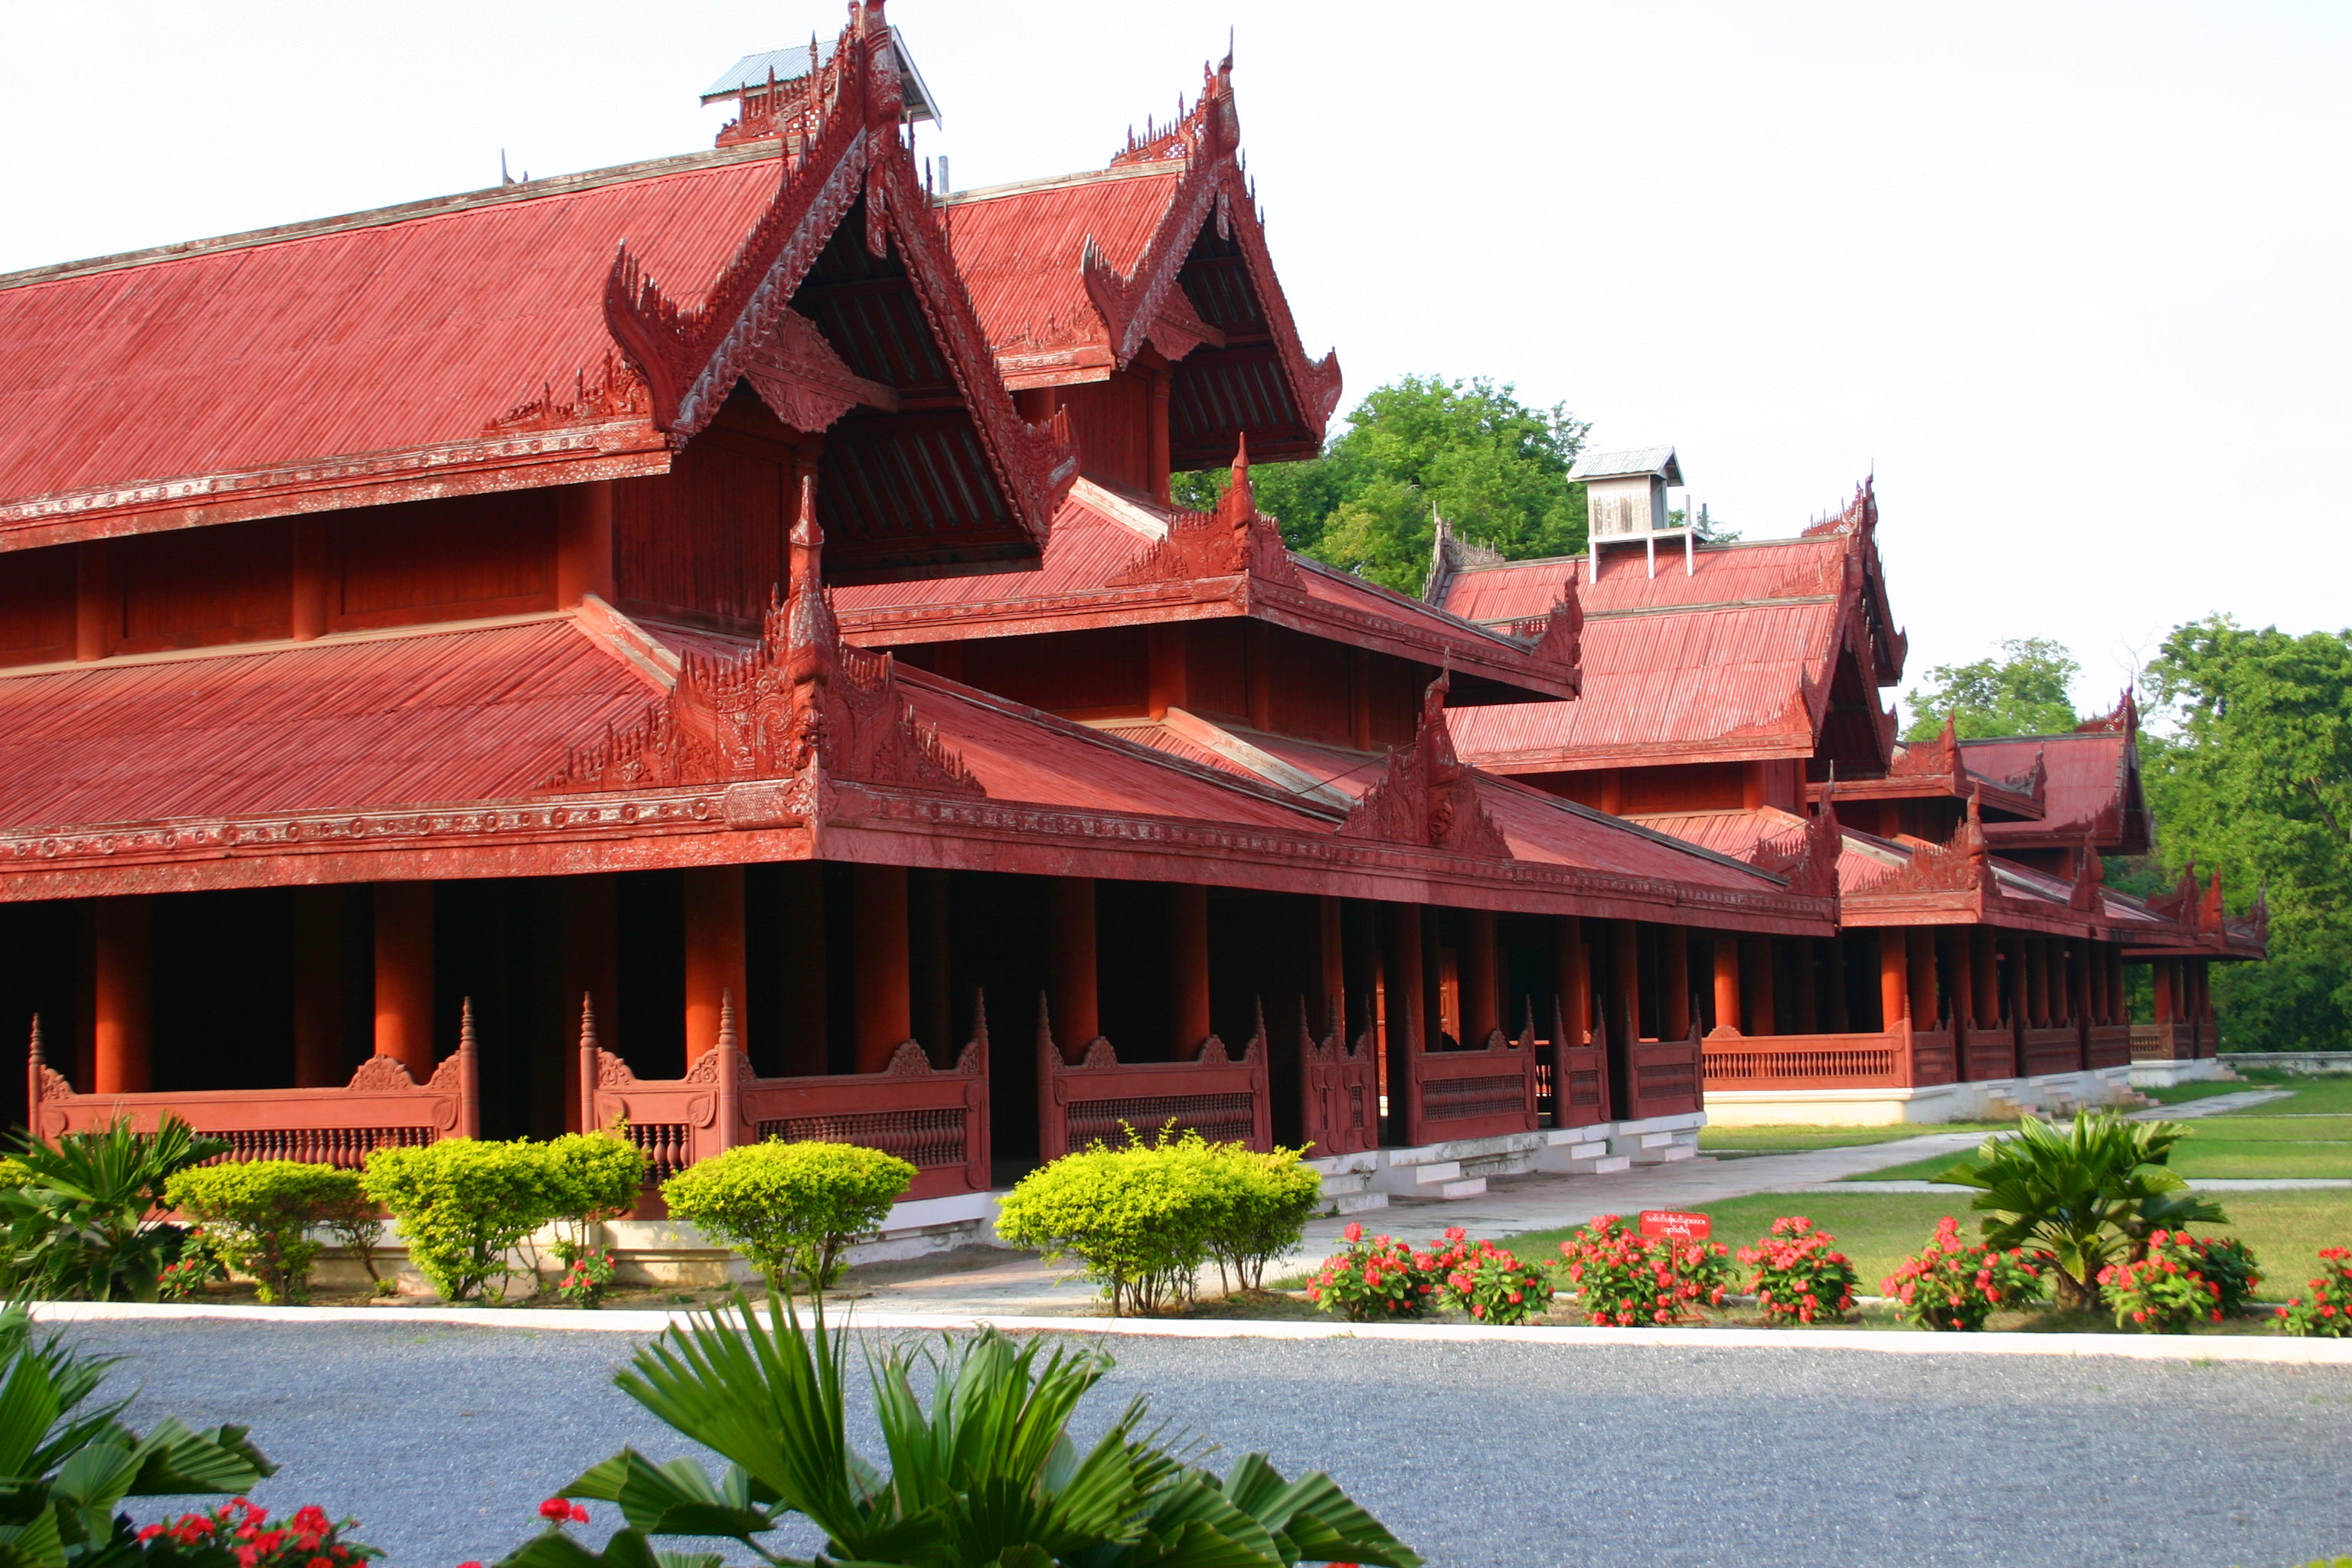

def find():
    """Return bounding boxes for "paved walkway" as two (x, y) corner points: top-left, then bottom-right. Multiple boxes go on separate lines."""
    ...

(858, 1132), (1998, 1316)
(2137, 1089), (2294, 1117)
(1786, 1177), (2352, 1194)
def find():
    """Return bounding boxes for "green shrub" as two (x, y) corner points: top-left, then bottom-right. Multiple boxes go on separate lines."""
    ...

(363, 1139), (569, 1302)
(542, 1131), (648, 1263)
(1195, 1141), (1321, 1292)
(163, 1161), (364, 1305)
(662, 1141), (913, 1295)
(0, 1119), (227, 1301)
(995, 1132), (1222, 1315)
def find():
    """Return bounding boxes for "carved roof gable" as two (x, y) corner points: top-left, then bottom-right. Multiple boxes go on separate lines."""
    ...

(1107, 438), (1298, 588)
(1338, 670), (1511, 858)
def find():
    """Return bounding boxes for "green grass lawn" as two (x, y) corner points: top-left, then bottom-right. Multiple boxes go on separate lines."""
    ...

(2220, 1073), (2352, 1116)
(1495, 1189), (2352, 1297)
(2142, 1080), (2266, 1106)
(1847, 1080), (2352, 1181)
(1697, 1122), (2014, 1155)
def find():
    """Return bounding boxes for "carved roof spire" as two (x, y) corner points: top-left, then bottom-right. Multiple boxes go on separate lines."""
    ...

(1337, 665), (1511, 858)
(2069, 831), (2105, 911)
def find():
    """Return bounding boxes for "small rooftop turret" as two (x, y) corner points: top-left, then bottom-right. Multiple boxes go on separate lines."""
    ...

(1569, 445), (1690, 578)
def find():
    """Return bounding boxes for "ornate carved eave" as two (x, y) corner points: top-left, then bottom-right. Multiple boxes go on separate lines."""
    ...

(542, 477), (982, 804)
(2068, 834), (2105, 911)
(739, 308), (900, 433)
(1865, 789), (1993, 899)
(1751, 792), (1843, 897)
(599, 0), (1072, 536)
(1106, 438), (1298, 589)
(1337, 669), (1511, 859)
(2076, 688), (2140, 738)
(1076, 54), (1342, 433)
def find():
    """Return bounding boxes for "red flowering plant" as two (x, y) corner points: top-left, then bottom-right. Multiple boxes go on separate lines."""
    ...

(1305, 1223), (1436, 1321)
(2096, 1228), (2239, 1332)
(1427, 1227), (1555, 1325)
(554, 1250), (616, 1310)
(132, 1499), (381, 1568)
(1557, 1215), (1731, 1326)
(1737, 1216), (1859, 1325)
(2275, 1247), (2352, 1338)
(1881, 1216), (2046, 1331)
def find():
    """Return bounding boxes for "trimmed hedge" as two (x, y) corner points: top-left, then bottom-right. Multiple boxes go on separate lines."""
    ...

(362, 1132), (646, 1303)
(995, 1130), (1321, 1315)
(165, 1161), (364, 1305)
(662, 1140), (914, 1295)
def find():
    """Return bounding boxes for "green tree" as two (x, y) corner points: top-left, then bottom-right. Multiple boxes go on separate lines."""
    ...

(1903, 637), (2082, 741)
(1171, 374), (1589, 594)
(2142, 616), (2352, 1050)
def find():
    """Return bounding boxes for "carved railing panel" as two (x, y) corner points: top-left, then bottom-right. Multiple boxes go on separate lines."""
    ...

(2020, 1026), (2086, 1078)
(584, 998), (990, 1201)
(1403, 1024), (1537, 1145)
(1701, 1020), (1955, 1095)
(1627, 1030), (1707, 1119)
(1298, 1002), (1378, 1158)
(1959, 1021), (2019, 1082)
(2128, 1021), (2203, 1063)
(22, 1012), (477, 1168)
(2084, 1024), (2133, 1071)
(1037, 1001), (1272, 1164)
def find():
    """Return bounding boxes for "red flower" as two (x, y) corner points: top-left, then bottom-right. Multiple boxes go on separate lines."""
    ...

(540, 1498), (575, 1522)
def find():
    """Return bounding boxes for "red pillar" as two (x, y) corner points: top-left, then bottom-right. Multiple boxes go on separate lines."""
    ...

(1661, 927), (1692, 1040)
(373, 882), (435, 1078)
(1908, 929), (1938, 1027)
(1171, 884), (1211, 1058)
(559, 875), (618, 1125)
(1788, 938), (1817, 1036)
(1461, 910), (1501, 1045)
(1612, 920), (1642, 1043)
(90, 897), (152, 1095)
(852, 866), (910, 1073)
(1879, 930), (1909, 1033)
(910, 870), (952, 1059)
(292, 887), (345, 1088)
(683, 866), (747, 1066)
(1740, 935), (1775, 1036)
(1556, 916), (1591, 1047)
(1047, 878), (1099, 1058)
(777, 863), (828, 1076)
(1711, 935), (1741, 1034)
(1316, 896), (1345, 1037)
(1971, 928), (1999, 1027)
(554, 481), (616, 605)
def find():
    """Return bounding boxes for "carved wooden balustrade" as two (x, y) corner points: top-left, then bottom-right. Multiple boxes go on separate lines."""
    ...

(1536, 1002), (1612, 1129)
(1036, 1001), (1273, 1163)
(1701, 1017), (1958, 1094)
(581, 997), (990, 1200)
(1399, 1021), (1538, 1146)
(1625, 1027), (1707, 1119)
(1297, 1001), (1377, 1158)
(22, 1009), (478, 1166)
(2019, 1025), (2085, 1077)
(2084, 1023), (2133, 1070)
(1958, 1019), (2020, 1081)
(2129, 1019), (2208, 1062)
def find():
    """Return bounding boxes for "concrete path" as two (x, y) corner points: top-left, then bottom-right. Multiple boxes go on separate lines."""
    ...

(2137, 1089), (2295, 1117)
(1785, 1177), (2352, 1194)
(72, 1318), (2352, 1568)
(858, 1132), (1998, 1316)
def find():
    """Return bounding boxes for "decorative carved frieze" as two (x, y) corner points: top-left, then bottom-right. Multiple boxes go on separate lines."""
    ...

(1338, 669), (1511, 859)
(1108, 439), (1297, 588)
(2069, 835), (2105, 912)
(483, 349), (652, 435)
(1866, 789), (1993, 898)
(740, 309), (899, 433)
(1751, 790), (1843, 897)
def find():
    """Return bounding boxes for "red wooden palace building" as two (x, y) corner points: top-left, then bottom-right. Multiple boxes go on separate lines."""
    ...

(0, 6), (2256, 1241)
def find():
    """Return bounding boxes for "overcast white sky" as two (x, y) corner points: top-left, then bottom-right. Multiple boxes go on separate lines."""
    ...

(6, 2), (2347, 717)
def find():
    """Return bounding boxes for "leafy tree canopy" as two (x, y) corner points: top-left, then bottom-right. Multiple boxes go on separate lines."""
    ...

(2142, 616), (2352, 1050)
(1171, 375), (1591, 595)
(1903, 637), (2081, 741)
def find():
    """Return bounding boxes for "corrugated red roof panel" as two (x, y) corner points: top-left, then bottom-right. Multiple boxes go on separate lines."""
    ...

(0, 155), (782, 514)
(1964, 732), (2135, 841)
(0, 618), (659, 831)
(939, 170), (1180, 363)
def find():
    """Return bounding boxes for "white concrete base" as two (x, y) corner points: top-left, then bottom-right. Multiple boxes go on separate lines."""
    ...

(1704, 1067), (2141, 1126)
(1305, 1152), (1390, 1214)
(2217, 1052), (2352, 1076)
(2127, 1057), (2236, 1089)
(1350, 1115), (1704, 1200)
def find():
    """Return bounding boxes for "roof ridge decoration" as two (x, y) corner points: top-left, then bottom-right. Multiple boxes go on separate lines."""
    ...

(1889, 714), (1965, 791)
(1075, 54), (1343, 427)
(1867, 787), (1995, 898)
(2068, 832), (2105, 912)
(2075, 687), (2140, 738)
(1106, 437), (1299, 587)
(1749, 789), (1843, 897)
(542, 475), (981, 802)
(599, 0), (1073, 519)
(484, 348), (654, 435)
(1336, 668), (1510, 859)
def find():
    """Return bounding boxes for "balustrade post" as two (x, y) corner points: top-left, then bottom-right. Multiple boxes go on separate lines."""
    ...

(576, 993), (601, 1135)
(455, 997), (480, 1140)
(26, 1016), (47, 1132)
(714, 990), (742, 1159)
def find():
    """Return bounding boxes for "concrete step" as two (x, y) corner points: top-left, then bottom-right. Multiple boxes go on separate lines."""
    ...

(1329, 1189), (1390, 1215)
(1425, 1177), (1488, 1200)
(1318, 1171), (1375, 1197)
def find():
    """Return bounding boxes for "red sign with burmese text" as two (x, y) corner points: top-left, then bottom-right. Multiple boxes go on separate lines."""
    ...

(1638, 1210), (1711, 1240)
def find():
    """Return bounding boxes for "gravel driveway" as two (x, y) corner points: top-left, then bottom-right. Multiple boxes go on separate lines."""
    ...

(75, 1319), (2352, 1568)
